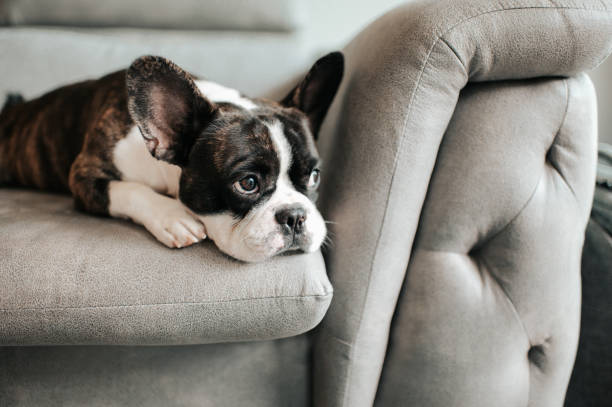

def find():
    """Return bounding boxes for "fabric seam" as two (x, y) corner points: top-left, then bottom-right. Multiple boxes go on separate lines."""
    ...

(342, 5), (611, 407)
(547, 78), (580, 202)
(0, 292), (333, 312)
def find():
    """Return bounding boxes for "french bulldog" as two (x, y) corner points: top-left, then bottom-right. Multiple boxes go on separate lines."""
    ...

(0, 52), (344, 262)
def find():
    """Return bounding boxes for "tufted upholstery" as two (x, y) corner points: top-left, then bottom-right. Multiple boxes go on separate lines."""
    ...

(375, 75), (597, 406)
(315, 1), (610, 405)
(1, 0), (611, 405)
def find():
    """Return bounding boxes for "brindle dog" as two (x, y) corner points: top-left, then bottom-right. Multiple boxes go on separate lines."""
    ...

(0, 53), (344, 262)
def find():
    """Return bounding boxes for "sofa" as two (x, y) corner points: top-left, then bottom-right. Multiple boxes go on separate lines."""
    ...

(1, 0), (612, 406)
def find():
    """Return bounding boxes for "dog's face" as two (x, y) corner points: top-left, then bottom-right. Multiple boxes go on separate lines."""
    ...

(179, 105), (326, 262)
(126, 53), (343, 262)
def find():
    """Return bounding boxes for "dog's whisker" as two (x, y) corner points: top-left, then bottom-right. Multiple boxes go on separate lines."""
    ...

(321, 233), (335, 249)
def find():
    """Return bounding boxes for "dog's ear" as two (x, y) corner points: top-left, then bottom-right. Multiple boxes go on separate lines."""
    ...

(281, 52), (344, 137)
(126, 56), (216, 165)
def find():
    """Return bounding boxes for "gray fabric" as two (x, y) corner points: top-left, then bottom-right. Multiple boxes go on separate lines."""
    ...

(376, 75), (596, 406)
(314, 1), (611, 406)
(0, 189), (332, 345)
(0, 27), (315, 102)
(0, 335), (310, 407)
(0, 0), (610, 405)
(0, 0), (306, 31)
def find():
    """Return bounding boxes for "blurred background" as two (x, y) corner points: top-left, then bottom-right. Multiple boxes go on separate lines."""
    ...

(1, 0), (611, 143)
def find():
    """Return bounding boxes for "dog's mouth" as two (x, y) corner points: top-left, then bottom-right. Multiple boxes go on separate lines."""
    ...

(276, 239), (305, 256)
(240, 228), (314, 259)
(277, 247), (305, 257)
(284, 229), (316, 252)
(194, 205), (326, 262)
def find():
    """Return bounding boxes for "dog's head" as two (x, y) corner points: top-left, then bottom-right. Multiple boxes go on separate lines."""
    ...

(126, 53), (343, 262)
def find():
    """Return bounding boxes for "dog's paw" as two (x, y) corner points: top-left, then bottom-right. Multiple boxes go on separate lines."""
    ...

(144, 201), (207, 248)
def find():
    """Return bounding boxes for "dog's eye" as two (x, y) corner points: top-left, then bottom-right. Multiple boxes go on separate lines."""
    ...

(307, 169), (320, 189)
(234, 176), (259, 195)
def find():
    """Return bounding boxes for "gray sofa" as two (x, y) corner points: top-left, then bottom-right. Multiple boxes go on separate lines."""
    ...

(1, 0), (612, 406)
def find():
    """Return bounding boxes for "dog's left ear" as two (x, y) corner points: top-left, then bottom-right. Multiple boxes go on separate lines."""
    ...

(281, 52), (344, 137)
(126, 55), (216, 165)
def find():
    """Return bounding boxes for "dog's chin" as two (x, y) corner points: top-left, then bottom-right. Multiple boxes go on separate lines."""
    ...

(212, 240), (283, 263)
(196, 212), (327, 263)
(222, 234), (321, 263)
(212, 230), (325, 263)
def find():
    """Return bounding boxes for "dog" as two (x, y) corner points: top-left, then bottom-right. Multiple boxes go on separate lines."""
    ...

(0, 52), (344, 262)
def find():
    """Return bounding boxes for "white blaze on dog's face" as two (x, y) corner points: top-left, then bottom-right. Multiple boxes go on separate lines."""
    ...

(125, 53), (343, 262)
(196, 120), (327, 262)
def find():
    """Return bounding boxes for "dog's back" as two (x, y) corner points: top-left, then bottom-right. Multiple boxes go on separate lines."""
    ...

(0, 70), (129, 191)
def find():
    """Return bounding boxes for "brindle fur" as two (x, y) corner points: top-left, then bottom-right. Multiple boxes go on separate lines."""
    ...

(0, 71), (129, 214)
(0, 53), (343, 222)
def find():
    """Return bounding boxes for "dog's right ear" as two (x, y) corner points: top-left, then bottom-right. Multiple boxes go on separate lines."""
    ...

(281, 52), (344, 137)
(126, 56), (216, 166)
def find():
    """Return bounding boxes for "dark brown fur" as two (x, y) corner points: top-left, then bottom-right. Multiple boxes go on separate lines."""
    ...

(0, 53), (343, 222)
(0, 71), (129, 214)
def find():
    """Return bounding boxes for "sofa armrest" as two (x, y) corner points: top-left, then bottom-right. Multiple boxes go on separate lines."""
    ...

(377, 74), (597, 406)
(314, 1), (612, 406)
(0, 190), (332, 346)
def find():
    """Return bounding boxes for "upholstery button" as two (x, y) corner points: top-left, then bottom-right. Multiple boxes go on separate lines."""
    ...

(527, 344), (547, 369)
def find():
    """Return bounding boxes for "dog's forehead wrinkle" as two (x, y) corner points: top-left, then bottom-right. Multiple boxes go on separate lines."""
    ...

(202, 116), (271, 157)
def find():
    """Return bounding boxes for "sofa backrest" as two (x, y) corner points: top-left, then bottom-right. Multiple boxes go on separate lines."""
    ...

(314, 1), (612, 406)
(0, 0), (305, 31)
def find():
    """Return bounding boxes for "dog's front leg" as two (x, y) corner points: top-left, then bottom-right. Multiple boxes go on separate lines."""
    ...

(108, 181), (206, 248)
(69, 152), (205, 249)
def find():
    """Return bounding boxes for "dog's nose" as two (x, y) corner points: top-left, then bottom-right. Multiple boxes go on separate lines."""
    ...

(275, 206), (306, 234)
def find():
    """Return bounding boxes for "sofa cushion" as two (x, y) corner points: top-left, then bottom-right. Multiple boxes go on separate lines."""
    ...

(0, 189), (332, 345)
(0, 0), (306, 31)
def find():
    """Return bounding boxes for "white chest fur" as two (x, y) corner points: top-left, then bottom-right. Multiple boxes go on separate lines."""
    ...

(112, 126), (182, 197)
